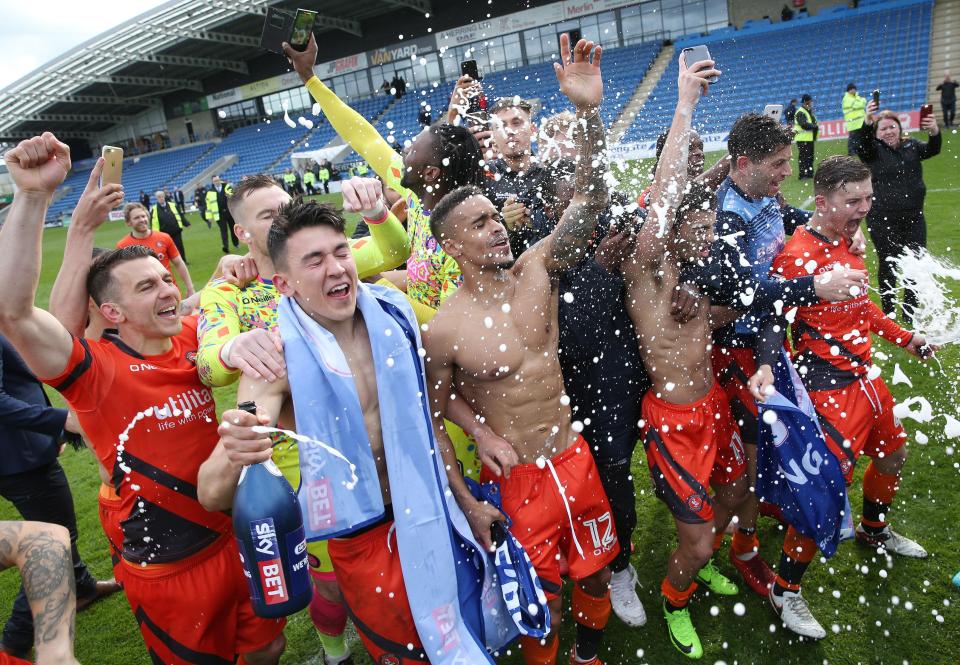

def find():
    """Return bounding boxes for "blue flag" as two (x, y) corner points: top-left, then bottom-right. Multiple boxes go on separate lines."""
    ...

(756, 352), (849, 558)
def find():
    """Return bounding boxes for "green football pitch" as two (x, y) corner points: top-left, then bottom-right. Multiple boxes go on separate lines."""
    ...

(1, 133), (957, 664)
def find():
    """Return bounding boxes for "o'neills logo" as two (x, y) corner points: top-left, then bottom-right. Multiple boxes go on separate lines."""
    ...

(148, 388), (214, 420)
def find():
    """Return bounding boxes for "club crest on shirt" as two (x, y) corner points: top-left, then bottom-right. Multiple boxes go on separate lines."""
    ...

(379, 655), (400, 665)
(686, 494), (704, 512)
(185, 351), (197, 365)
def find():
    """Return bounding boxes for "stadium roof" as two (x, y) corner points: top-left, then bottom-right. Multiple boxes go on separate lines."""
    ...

(0, 0), (431, 142)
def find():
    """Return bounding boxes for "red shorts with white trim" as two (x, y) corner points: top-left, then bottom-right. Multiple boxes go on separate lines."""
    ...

(809, 375), (906, 483)
(493, 438), (619, 600)
(642, 382), (747, 524)
(121, 535), (284, 664)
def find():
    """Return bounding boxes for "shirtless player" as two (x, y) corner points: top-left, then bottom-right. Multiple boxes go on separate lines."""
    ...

(425, 34), (615, 665)
(619, 54), (747, 660)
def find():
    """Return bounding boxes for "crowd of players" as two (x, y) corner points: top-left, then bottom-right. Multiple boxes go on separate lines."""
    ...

(0, 29), (942, 665)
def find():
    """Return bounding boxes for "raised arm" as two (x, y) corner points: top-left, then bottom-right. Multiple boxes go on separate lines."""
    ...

(170, 256), (195, 298)
(542, 34), (608, 275)
(284, 35), (397, 181)
(49, 160), (123, 336)
(635, 52), (719, 260)
(197, 373), (288, 511)
(0, 134), (80, 379)
(342, 177), (411, 277)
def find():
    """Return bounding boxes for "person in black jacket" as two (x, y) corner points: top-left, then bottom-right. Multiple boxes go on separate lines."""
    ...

(0, 334), (120, 658)
(936, 73), (958, 128)
(856, 102), (941, 322)
(784, 98), (798, 126)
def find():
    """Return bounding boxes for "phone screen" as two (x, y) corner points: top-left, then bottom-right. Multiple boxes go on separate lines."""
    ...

(872, 89), (881, 105)
(290, 10), (316, 49)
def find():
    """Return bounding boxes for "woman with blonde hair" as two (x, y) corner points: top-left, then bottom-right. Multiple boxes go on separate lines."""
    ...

(855, 101), (941, 322)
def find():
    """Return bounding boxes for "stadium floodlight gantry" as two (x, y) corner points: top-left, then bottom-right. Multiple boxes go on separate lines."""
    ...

(0, 0), (430, 143)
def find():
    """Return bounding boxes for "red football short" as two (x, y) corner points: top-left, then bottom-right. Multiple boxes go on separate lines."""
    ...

(713, 346), (760, 445)
(328, 520), (424, 664)
(495, 438), (619, 600)
(97, 483), (124, 581)
(121, 535), (284, 664)
(809, 375), (907, 483)
(0, 652), (31, 664)
(642, 382), (747, 524)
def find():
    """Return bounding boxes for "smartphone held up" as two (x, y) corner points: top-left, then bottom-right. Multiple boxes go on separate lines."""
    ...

(260, 7), (317, 54)
(681, 45), (719, 84)
(100, 146), (122, 188)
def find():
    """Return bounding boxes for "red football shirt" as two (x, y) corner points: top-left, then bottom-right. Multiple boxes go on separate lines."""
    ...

(771, 226), (912, 389)
(41, 317), (230, 565)
(116, 231), (180, 282)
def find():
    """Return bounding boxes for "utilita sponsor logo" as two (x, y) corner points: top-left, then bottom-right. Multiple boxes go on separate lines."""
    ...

(251, 518), (288, 605)
(148, 388), (214, 420)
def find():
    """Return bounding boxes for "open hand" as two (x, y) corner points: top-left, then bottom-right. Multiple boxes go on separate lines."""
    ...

(554, 33), (603, 113)
(814, 266), (868, 302)
(4, 132), (71, 195)
(226, 329), (286, 382)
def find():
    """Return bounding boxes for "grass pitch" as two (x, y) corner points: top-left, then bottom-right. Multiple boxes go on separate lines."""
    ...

(1, 135), (958, 664)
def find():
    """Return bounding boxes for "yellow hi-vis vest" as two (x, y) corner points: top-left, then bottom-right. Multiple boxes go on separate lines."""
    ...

(842, 92), (866, 132)
(303, 171), (316, 186)
(151, 201), (183, 231)
(319, 168), (330, 181)
(794, 107), (815, 142)
(205, 184), (233, 222)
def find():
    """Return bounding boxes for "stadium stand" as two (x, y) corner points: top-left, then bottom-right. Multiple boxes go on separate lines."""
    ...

(26, 0), (935, 222)
(621, 0), (933, 143)
(45, 143), (215, 222)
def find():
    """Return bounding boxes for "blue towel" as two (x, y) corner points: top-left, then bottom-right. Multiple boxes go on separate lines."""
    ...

(756, 351), (849, 558)
(278, 283), (517, 662)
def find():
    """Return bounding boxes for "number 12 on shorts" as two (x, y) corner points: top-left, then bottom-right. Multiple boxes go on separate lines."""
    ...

(583, 512), (616, 553)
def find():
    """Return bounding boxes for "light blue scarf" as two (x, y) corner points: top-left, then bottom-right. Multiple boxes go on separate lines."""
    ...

(278, 283), (517, 662)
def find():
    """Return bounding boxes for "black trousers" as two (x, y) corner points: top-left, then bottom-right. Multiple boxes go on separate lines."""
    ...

(169, 231), (187, 262)
(596, 448), (639, 574)
(867, 208), (926, 323)
(797, 141), (815, 178)
(217, 214), (238, 252)
(0, 461), (97, 653)
(943, 100), (956, 127)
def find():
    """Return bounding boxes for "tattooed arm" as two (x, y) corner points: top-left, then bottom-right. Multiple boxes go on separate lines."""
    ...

(0, 521), (79, 665)
(542, 33), (609, 276)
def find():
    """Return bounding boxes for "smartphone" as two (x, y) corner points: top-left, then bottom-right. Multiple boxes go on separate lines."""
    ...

(460, 59), (483, 82)
(288, 9), (317, 51)
(100, 146), (123, 188)
(920, 103), (934, 124)
(490, 521), (508, 548)
(681, 45), (718, 84)
(763, 104), (784, 122)
(872, 89), (881, 106)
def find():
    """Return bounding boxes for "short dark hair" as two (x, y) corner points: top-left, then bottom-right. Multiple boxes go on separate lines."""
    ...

(229, 173), (282, 217)
(267, 199), (346, 269)
(675, 180), (716, 230)
(813, 155), (871, 195)
(429, 185), (484, 242)
(489, 97), (533, 117)
(87, 245), (159, 305)
(727, 113), (794, 162)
